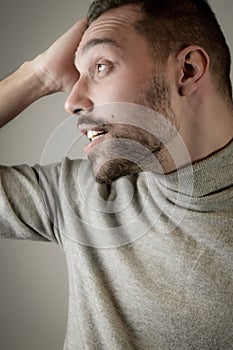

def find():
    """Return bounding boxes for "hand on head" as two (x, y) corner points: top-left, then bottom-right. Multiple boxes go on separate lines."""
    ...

(34, 18), (87, 93)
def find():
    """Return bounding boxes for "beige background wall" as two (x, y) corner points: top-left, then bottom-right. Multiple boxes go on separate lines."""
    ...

(0, 1), (232, 349)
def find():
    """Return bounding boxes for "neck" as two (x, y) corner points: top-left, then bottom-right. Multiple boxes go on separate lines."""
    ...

(180, 93), (233, 163)
(158, 94), (233, 174)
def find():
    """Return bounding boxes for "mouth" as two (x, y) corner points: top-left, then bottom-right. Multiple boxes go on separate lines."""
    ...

(78, 124), (110, 154)
(86, 129), (108, 142)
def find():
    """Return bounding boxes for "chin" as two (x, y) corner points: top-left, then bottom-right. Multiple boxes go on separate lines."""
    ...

(92, 158), (141, 184)
(87, 136), (165, 183)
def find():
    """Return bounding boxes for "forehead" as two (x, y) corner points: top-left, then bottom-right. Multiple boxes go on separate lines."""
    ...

(78, 5), (142, 53)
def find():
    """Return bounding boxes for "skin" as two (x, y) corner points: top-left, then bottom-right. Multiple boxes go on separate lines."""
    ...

(65, 6), (181, 182)
(65, 5), (233, 183)
(0, 19), (87, 126)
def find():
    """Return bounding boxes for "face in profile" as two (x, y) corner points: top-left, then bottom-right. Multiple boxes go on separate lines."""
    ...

(67, 5), (180, 183)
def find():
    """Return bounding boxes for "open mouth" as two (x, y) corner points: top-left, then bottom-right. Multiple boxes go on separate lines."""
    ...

(81, 126), (110, 154)
(78, 122), (111, 154)
(87, 129), (108, 142)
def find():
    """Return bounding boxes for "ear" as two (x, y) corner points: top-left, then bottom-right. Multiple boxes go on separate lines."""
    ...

(177, 46), (209, 96)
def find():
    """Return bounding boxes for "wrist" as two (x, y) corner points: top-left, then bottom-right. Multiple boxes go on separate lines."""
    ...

(31, 54), (60, 95)
(19, 59), (54, 98)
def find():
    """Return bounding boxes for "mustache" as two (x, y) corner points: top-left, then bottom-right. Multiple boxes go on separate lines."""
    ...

(77, 115), (109, 128)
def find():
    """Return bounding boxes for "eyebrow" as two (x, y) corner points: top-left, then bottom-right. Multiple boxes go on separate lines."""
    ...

(80, 38), (121, 56)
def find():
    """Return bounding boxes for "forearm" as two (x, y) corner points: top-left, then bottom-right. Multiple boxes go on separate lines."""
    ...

(0, 60), (52, 128)
(0, 18), (86, 128)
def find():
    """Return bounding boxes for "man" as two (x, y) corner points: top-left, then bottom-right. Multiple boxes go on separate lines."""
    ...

(0, 0), (233, 349)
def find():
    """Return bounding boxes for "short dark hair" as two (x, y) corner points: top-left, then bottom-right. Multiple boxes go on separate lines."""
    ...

(87, 0), (232, 101)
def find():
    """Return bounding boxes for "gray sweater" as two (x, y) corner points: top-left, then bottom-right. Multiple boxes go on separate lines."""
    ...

(0, 139), (233, 349)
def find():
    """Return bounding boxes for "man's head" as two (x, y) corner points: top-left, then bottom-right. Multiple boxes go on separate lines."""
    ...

(65, 0), (233, 183)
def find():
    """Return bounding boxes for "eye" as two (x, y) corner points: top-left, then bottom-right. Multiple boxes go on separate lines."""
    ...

(97, 64), (107, 73)
(94, 61), (114, 78)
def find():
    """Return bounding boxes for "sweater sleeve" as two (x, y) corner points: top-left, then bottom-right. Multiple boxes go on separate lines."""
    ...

(0, 162), (63, 245)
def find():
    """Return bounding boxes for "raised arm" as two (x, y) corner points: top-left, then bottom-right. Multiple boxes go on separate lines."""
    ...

(0, 18), (87, 127)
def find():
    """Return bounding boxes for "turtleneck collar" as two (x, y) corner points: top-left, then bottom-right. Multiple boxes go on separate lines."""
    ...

(156, 138), (233, 200)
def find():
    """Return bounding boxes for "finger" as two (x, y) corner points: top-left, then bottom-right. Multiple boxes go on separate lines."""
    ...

(69, 17), (88, 40)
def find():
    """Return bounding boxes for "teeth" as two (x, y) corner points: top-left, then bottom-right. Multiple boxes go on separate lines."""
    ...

(87, 130), (106, 141)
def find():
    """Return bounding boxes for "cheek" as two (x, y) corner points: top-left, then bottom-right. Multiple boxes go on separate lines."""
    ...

(89, 72), (143, 104)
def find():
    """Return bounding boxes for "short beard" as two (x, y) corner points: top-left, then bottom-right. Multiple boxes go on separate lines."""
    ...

(89, 73), (178, 183)
(89, 136), (162, 184)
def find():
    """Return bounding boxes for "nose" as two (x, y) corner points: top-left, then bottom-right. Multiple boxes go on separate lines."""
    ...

(64, 78), (93, 115)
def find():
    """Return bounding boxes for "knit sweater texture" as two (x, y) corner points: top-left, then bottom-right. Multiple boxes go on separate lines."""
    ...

(0, 140), (233, 349)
